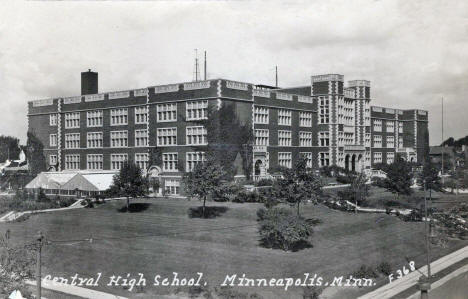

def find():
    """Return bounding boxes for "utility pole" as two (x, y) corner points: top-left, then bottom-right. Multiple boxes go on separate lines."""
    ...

(423, 181), (431, 278)
(204, 51), (207, 81)
(441, 97), (444, 184)
(36, 231), (44, 299)
(275, 66), (278, 88)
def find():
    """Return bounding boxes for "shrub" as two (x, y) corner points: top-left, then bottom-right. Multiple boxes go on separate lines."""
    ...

(336, 174), (354, 184)
(258, 207), (313, 251)
(303, 286), (321, 299)
(233, 189), (265, 203)
(337, 187), (368, 206)
(351, 265), (378, 279)
(213, 182), (243, 202)
(376, 262), (392, 276)
(371, 177), (387, 188)
(255, 178), (273, 187)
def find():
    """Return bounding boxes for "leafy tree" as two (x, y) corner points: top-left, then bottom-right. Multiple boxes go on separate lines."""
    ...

(183, 155), (226, 218)
(0, 135), (21, 163)
(383, 155), (413, 197)
(271, 155), (322, 217)
(25, 131), (46, 176)
(338, 173), (369, 208)
(108, 161), (148, 212)
(418, 159), (443, 194)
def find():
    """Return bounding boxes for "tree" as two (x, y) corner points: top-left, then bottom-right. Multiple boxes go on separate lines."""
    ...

(0, 135), (21, 163)
(418, 159), (443, 194)
(25, 131), (46, 176)
(339, 173), (369, 209)
(108, 161), (148, 212)
(383, 155), (413, 197)
(271, 155), (322, 217)
(183, 155), (226, 218)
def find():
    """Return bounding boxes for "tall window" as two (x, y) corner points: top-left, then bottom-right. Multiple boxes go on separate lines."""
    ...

(65, 112), (80, 129)
(254, 106), (269, 124)
(373, 152), (382, 164)
(49, 134), (57, 147)
(135, 106), (148, 124)
(186, 152), (206, 172)
(299, 132), (313, 147)
(87, 110), (103, 127)
(110, 108), (128, 125)
(135, 129), (148, 147)
(135, 153), (149, 171)
(373, 119), (382, 132)
(373, 135), (382, 148)
(387, 136), (395, 148)
(162, 153), (178, 171)
(157, 128), (177, 146)
(398, 122), (403, 133)
(300, 152), (313, 168)
(87, 132), (103, 148)
(157, 103), (177, 122)
(386, 120), (394, 133)
(254, 129), (269, 146)
(319, 132), (329, 146)
(186, 100), (208, 121)
(278, 152), (292, 168)
(186, 126), (207, 145)
(165, 179), (180, 195)
(365, 133), (371, 147)
(65, 154), (80, 170)
(49, 155), (57, 166)
(399, 136), (404, 148)
(65, 133), (80, 149)
(50, 114), (58, 126)
(319, 152), (330, 167)
(278, 109), (292, 126)
(110, 131), (128, 148)
(111, 154), (128, 170)
(299, 112), (313, 127)
(319, 97), (329, 124)
(87, 154), (103, 170)
(278, 130), (292, 146)
(387, 152), (395, 164)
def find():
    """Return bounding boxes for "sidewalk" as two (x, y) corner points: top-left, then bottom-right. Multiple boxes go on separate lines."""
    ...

(357, 245), (468, 299)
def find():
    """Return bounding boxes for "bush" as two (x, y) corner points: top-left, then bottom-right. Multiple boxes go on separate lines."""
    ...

(351, 265), (378, 279)
(376, 262), (392, 276)
(336, 174), (355, 184)
(255, 178), (273, 187)
(371, 177), (387, 188)
(337, 187), (368, 206)
(258, 207), (313, 251)
(213, 182), (243, 202)
(233, 189), (265, 203)
(303, 286), (321, 299)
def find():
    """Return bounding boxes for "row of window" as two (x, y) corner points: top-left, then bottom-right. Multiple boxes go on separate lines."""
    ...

(373, 120), (404, 133)
(54, 152), (206, 172)
(373, 135), (404, 148)
(254, 130), (329, 147)
(53, 100), (209, 128)
(253, 107), (314, 127)
(49, 127), (207, 148)
(373, 152), (395, 164)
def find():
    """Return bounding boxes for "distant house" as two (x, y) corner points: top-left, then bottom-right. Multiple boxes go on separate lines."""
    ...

(429, 146), (455, 165)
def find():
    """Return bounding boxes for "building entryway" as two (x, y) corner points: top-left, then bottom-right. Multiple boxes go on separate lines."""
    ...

(345, 153), (363, 173)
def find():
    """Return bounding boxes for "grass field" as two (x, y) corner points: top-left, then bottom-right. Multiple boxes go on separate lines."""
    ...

(2, 197), (467, 299)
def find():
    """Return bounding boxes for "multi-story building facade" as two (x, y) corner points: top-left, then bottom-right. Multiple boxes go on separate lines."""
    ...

(28, 71), (428, 195)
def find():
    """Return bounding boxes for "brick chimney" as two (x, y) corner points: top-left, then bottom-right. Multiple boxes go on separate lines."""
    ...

(81, 69), (98, 95)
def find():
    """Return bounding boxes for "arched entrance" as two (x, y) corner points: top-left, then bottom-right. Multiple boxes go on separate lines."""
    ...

(345, 154), (350, 171)
(351, 154), (356, 172)
(254, 159), (263, 176)
(357, 154), (363, 173)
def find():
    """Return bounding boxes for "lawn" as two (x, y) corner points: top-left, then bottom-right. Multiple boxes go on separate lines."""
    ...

(2, 198), (467, 299)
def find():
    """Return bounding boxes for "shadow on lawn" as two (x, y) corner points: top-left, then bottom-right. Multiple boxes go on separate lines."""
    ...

(118, 203), (151, 213)
(188, 206), (229, 219)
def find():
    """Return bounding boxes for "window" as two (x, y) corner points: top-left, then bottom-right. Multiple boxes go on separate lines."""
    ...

(373, 119), (382, 132)
(110, 108), (128, 126)
(87, 132), (103, 148)
(87, 110), (103, 127)
(186, 100), (208, 121)
(300, 152), (313, 168)
(135, 153), (149, 171)
(373, 152), (382, 164)
(278, 109), (291, 126)
(386, 121), (394, 133)
(319, 97), (329, 124)
(49, 134), (57, 147)
(50, 114), (58, 126)
(110, 131), (128, 148)
(135, 129), (148, 147)
(111, 154), (128, 170)
(49, 155), (57, 166)
(157, 103), (177, 122)
(319, 132), (330, 146)
(254, 106), (269, 124)
(186, 126), (207, 145)
(165, 179), (180, 195)
(254, 129), (269, 146)
(278, 130), (292, 146)
(135, 106), (148, 124)
(387, 152), (395, 164)
(87, 154), (103, 170)
(299, 112), (313, 127)
(186, 152), (206, 172)
(162, 153), (178, 171)
(157, 128), (177, 146)
(398, 122), (403, 133)
(387, 136), (395, 148)
(65, 112), (80, 129)
(278, 152), (292, 168)
(399, 136), (404, 148)
(299, 132), (313, 147)
(373, 135), (382, 148)
(65, 133), (80, 149)
(65, 154), (80, 170)
(365, 133), (371, 147)
(319, 152), (330, 167)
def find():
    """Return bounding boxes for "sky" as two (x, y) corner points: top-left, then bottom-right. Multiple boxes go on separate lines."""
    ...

(0, 0), (467, 145)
